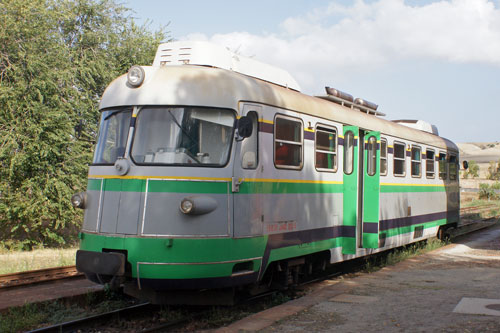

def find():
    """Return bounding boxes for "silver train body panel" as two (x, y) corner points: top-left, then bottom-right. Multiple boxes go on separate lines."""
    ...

(83, 64), (459, 266)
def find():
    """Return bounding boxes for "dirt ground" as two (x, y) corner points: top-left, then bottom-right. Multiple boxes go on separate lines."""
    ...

(263, 225), (500, 332)
(219, 224), (500, 332)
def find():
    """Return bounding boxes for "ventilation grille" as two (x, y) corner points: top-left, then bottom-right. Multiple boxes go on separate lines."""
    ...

(152, 41), (301, 91)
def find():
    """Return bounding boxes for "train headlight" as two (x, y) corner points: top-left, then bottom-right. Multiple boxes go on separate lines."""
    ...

(180, 198), (194, 214)
(179, 196), (218, 215)
(127, 65), (145, 87)
(71, 192), (87, 209)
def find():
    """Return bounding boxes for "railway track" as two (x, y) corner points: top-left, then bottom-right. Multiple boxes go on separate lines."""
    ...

(6, 212), (500, 332)
(0, 265), (81, 289)
(460, 203), (498, 215)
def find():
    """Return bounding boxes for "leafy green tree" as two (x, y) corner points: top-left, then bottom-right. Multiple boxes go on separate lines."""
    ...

(0, 0), (168, 248)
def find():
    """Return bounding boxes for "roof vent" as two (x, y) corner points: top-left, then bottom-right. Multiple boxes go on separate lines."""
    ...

(392, 119), (439, 135)
(316, 87), (386, 117)
(152, 41), (301, 91)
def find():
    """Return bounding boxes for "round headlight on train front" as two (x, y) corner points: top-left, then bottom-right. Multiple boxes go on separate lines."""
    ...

(127, 65), (145, 87)
(71, 192), (87, 209)
(180, 198), (194, 214)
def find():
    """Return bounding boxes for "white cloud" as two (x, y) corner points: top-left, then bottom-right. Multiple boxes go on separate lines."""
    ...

(184, 0), (500, 93)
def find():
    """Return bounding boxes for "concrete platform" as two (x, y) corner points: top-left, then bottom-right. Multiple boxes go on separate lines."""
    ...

(217, 223), (500, 332)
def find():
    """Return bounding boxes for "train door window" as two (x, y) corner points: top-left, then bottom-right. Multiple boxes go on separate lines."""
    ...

(449, 154), (458, 180)
(380, 138), (387, 176)
(439, 152), (447, 179)
(367, 136), (377, 176)
(240, 111), (258, 169)
(343, 131), (354, 175)
(426, 149), (435, 178)
(393, 142), (406, 177)
(274, 115), (303, 169)
(315, 125), (337, 172)
(411, 146), (422, 178)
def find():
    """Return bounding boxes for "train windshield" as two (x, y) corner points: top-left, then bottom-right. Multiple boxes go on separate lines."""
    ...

(93, 109), (132, 164)
(131, 107), (235, 166)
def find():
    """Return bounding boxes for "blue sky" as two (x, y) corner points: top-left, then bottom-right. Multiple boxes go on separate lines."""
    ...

(125, 0), (500, 143)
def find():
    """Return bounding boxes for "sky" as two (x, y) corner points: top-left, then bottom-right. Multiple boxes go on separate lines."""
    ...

(124, 0), (500, 143)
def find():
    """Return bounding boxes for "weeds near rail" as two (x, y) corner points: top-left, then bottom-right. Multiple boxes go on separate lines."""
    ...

(0, 247), (77, 274)
(0, 291), (134, 332)
(364, 238), (447, 273)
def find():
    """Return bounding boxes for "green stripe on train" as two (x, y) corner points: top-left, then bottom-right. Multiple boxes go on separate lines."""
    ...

(238, 181), (343, 194)
(379, 219), (450, 239)
(267, 238), (343, 264)
(87, 178), (457, 195)
(380, 185), (453, 193)
(87, 178), (228, 194)
(80, 233), (267, 279)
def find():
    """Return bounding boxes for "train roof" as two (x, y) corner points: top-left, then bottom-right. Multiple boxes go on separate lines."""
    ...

(100, 64), (458, 153)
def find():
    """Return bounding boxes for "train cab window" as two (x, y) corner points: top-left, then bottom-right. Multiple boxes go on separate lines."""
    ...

(426, 149), (435, 178)
(367, 136), (377, 176)
(449, 155), (458, 180)
(439, 152), (447, 179)
(315, 126), (337, 172)
(411, 146), (422, 177)
(380, 138), (388, 176)
(93, 109), (132, 164)
(274, 115), (303, 169)
(344, 131), (355, 175)
(131, 107), (235, 166)
(240, 111), (258, 169)
(393, 142), (406, 177)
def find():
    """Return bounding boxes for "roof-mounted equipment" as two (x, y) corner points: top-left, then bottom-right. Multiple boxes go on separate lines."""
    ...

(392, 119), (439, 135)
(323, 86), (354, 107)
(152, 41), (301, 91)
(317, 86), (386, 117)
(353, 98), (385, 116)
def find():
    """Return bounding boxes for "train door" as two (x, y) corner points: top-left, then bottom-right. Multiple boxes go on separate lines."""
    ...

(342, 127), (380, 254)
(362, 131), (381, 249)
(232, 104), (263, 237)
(342, 126), (359, 254)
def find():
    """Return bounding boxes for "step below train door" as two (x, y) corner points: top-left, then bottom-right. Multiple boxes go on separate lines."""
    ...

(232, 104), (263, 237)
(362, 131), (381, 249)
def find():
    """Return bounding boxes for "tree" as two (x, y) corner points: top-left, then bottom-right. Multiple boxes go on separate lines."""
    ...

(0, 0), (168, 248)
(486, 159), (500, 180)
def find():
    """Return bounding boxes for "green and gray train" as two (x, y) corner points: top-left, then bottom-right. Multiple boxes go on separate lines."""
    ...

(74, 41), (461, 303)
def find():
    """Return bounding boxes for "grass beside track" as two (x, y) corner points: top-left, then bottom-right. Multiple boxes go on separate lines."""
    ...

(0, 247), (77, 275)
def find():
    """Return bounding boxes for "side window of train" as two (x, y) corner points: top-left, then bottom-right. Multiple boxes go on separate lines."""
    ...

(343, 131), (354, 175)
(315, 125), (337, 172)
(380, 138), (388, 176)
(393, 141), (406, 177)
(439, 152), (447, 179)
(240, 111), (258, 169)
(426, 149), (435, 178)
(274, 115), (303, 169)
(449, 154), (458, 181)
(411, 145), (422, 178)
(367, 136), (377, 176)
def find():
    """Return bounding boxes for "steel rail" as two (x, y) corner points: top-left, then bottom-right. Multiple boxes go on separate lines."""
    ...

(0, 265), (81, 289)
(26, 302), (152, 333)
(460, 204), (498, 214)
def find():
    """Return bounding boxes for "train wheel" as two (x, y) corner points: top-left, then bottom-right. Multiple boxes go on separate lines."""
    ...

(437, 227), (449, 241)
